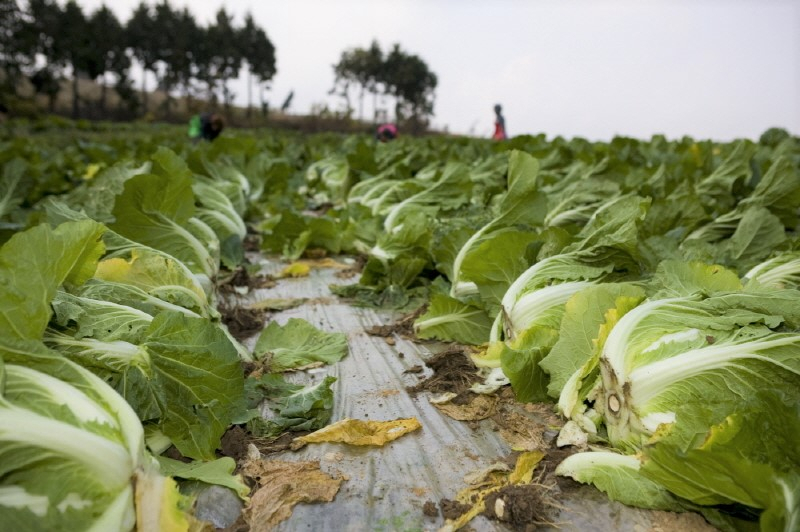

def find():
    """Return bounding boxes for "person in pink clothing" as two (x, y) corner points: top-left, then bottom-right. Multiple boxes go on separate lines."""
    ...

(376, 122), (398, 142)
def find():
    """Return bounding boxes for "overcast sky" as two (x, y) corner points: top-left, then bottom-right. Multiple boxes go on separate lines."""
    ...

(77, 0), (800, 141)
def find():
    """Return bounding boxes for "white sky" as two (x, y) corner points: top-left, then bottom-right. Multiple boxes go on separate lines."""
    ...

(76, 0), (800, 140)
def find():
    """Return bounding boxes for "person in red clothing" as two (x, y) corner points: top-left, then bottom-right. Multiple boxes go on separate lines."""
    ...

(492, 104), (507, 140)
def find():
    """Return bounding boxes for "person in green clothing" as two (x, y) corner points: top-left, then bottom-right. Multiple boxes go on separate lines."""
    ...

(188, 112), (225, 141)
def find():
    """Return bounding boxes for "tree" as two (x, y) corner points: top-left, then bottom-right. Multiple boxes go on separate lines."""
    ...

(331, 40), (383, 120)
(126, 2), (157, 113)
(169, 7), (201, 100)
(25, 0), (65, 111)
(59, 0), (95, 118)
(150, 0), (185, 117)
(331, 41), (437, 128)
(236, 12), (275, 118)
(382, 44), (437, 126)
(205, 8), (242, 110)
(88, 5), (130, 113)
(0, 0), (32, 97)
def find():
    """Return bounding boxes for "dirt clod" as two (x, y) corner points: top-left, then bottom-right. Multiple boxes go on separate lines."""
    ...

(220, 426), (251, 462)
(439, 498), (471, 520)
(484, 484), (553, 528)
(422, 500), (439, 517)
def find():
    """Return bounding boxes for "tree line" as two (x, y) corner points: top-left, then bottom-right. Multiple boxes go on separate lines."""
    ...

(330, 40), (437, 126)
(0, 0), (276, 119)
(1, 1), (439, 127)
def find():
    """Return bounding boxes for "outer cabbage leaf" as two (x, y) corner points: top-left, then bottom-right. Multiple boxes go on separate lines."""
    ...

(694, 140), (755, 215)
(0, 158), (28, 223)
(155, 456), (250, 500)
(448, 150), (548, 297)
(0, 220), (105, 340)
(459, 228), (542, 312)
(253, 318), (349, 372)
(641, 391), (800, 531)
(192, 179), (246, 269)
(544, 178), (621, 228)
(94, 249), (213, 319)
(0, 341), (188, 531)
(110, 170), (216, 277)
(51, 290), (153, 341)
(414, 292), (494, 345)
(41, 198), (214, 313)
(247, 375), (337, 438)
(555, 452), (687, 512)
(45, 311), (247, 461)
(383, 161), (473, 231)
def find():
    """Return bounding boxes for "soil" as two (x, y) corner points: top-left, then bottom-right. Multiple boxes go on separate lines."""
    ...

(483, 484), (556, 528)
(439, 498), (472, 520)
(407, 345), (483, 397)
(219, 302), (269, 342)
(220, 425), (312, 464)
(220, 426), (251, 462)
(422, 500), (439, 517)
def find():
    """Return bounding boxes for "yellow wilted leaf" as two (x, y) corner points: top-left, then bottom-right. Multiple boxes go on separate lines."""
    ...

(432, 394), (498, 422)
(240, 460), (343, 531)
(280, 262), (311, 278)
(310, 257), (350, 269)
(508, 450), (545, 485)
(291, 417), (421, 450)
(83, 163), (102, 180)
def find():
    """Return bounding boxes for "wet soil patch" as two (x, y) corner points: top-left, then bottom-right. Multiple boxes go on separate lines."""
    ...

(407, 345), (482, 397)
(219, 300), (269, 342)
(221, 426), (251, 462)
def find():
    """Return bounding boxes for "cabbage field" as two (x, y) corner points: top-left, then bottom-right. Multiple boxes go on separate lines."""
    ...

(0, 120), (798, 531)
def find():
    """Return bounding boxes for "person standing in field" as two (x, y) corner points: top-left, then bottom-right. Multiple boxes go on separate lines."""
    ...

(493, 104), (507, 140)
(189, 112), (225, 142)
